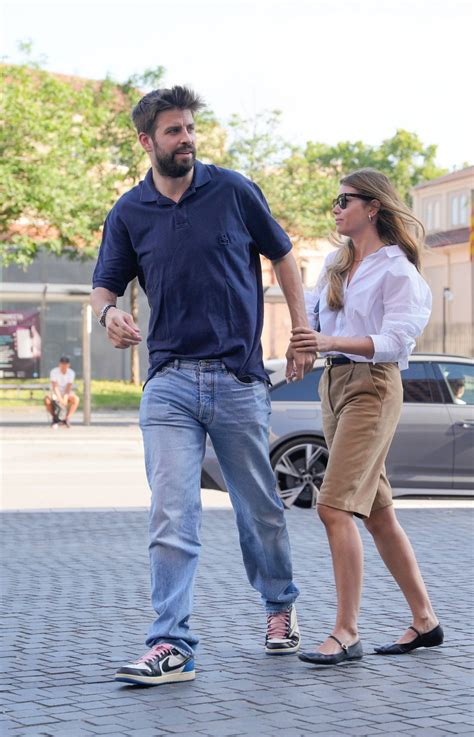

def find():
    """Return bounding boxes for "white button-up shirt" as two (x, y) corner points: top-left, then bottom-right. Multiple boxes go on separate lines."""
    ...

(305, 245), (432, 370)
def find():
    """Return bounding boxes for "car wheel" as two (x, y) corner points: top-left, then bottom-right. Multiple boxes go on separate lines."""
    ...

(271, 436), (329, 509)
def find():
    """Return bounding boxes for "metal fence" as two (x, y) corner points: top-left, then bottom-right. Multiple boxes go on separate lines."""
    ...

(416, 322), (473, 357)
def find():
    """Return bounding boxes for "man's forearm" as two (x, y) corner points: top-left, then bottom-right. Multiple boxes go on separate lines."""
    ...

(272, 253), (309, 327)
(90, 287), (118, 318)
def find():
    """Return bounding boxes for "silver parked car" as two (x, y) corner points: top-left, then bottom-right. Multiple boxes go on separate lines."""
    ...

(201, 354), (474, 507)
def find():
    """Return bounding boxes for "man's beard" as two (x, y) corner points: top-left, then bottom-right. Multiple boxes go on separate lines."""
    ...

(152, 142), (196, 178)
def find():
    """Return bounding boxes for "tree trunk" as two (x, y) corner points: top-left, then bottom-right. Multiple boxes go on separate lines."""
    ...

(130, 277), (140, 386)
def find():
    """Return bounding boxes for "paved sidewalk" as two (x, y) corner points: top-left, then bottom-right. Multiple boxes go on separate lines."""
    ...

(1, 410), (472, 512)
(1, 506), (473, 737)
(0, 411), (231, 511)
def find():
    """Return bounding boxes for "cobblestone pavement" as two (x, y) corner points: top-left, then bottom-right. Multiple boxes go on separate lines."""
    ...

(1, 507), (473, 737)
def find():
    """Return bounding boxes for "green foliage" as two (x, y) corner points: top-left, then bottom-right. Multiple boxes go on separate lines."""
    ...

(227, 118), (447, 239)
(1, 48), (450, 263)
(0, 379), (142, 409)
(0, 54), (229, 267)
(195, 109), (233, 168)
(1, 58), (151, 266)
(304, 129), (446, 204)
(223, 111), (334, 237)
(227, 110), (288, 179)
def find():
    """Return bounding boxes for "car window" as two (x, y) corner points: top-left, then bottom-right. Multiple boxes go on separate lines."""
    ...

(271, 368), (323, 401)
(401, 362), (440, 403)
(437, 363), (474, 406)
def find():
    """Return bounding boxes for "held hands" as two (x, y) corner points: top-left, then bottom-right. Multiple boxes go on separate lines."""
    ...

(285, 343), (316, 383)
(105, 308), (142, 349)
(290, 327), (335, 355)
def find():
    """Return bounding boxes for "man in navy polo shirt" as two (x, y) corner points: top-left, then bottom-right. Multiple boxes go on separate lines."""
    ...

(91, 86), (315, 686)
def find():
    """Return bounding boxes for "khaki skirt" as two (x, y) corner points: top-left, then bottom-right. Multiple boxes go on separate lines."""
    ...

(318, 362), (403, 519)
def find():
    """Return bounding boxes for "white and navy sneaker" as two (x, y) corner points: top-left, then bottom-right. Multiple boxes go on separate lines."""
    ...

(265, 605), (300, 654)
(115, 643), (195, 685)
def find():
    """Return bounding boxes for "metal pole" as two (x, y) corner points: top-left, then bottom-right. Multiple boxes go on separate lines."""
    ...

(130, 277), (140, 385)
(82, 303), (92, 426)
(40, 285), (47, 378)
(442, 289), (446, 354)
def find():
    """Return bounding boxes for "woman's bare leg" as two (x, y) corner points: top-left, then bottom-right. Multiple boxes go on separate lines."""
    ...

(315, 504), (363, 654)
(364, 505), (438, 643)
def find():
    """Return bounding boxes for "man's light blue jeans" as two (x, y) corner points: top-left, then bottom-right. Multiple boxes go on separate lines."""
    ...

(139, 359), (299, 655)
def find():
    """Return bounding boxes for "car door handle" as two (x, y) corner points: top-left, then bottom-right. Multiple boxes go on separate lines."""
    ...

(454, 420), (474, 429)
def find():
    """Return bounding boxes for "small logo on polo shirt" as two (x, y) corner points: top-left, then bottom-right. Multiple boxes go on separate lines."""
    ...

(218, 233), (230, 246)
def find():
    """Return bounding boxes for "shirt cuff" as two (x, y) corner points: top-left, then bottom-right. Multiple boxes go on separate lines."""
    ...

(92, 279), (126, 297)
(267, 243), (292, 261)
(369, 333), (415, 364)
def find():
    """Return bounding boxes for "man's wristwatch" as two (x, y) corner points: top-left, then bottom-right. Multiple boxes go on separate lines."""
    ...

(98, 304), (117, 328)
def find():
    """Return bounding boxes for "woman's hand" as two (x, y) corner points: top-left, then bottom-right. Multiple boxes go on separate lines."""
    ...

(290, 327), (335, 354)
(292, 329), (376, 359)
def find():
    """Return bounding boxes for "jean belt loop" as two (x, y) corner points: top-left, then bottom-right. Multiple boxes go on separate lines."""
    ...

(174, 359), (180, 370)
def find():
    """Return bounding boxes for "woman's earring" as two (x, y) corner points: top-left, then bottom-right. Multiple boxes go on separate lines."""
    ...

(368, 214), (373, 222)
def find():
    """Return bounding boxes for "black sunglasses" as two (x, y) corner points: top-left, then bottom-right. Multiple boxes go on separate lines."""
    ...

(332, 193), (374, 210)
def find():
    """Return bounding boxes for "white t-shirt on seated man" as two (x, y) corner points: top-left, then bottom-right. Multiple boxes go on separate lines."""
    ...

(50, 365), (75, 394)
(45, 357), (80, 427)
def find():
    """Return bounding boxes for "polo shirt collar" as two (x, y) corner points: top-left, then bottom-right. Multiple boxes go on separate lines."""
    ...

(140, 161), (211, 203)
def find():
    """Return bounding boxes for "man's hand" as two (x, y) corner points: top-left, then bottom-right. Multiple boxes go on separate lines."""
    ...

(285, 343), (315, 383)
(290, 327), (334, 354)
(105, 308), (142, 349)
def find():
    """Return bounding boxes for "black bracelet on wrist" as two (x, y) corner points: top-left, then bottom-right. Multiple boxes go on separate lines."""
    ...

(98, 304), (117, 328)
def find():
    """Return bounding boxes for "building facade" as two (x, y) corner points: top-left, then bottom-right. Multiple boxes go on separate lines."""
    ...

(412, 166), (473, 356)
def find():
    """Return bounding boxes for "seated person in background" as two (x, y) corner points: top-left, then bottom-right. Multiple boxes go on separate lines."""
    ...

(44, 356), (80, 427)
(446, 371), (466, 405)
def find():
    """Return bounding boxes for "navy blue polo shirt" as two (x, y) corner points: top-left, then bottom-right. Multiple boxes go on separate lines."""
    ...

(92, 161), (292, 383)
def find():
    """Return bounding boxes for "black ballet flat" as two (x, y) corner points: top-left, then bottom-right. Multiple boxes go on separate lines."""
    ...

(298, 635), (363, 665)
(374, 624), (444, 655)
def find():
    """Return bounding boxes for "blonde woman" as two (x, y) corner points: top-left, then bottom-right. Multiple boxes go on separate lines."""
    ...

(293, 169), (443, 665)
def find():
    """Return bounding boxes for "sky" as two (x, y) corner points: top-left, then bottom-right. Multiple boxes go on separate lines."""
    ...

(2, 0), (472, 170)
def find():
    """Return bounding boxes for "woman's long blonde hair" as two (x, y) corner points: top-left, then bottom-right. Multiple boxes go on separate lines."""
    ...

(325, 168), (426, 311)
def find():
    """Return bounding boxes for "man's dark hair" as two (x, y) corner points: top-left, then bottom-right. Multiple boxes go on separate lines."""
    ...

(132, 86), (205, 136)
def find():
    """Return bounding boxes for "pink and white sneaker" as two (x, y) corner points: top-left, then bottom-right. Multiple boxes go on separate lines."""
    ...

(265, 605), (300, 654)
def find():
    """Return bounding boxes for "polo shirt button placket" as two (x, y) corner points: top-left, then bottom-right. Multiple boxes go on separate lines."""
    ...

(175, 203), (189, 230)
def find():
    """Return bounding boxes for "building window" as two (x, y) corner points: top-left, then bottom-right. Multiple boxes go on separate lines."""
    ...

(451, 195), (459, 226)
(424, 199), (440, 231)
(450, 191), (469, 227)
(459, 193), (469, 225)
(425, 202), (433, 230)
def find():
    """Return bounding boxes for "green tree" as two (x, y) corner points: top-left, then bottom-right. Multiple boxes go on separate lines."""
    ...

(224, 111), (323, 239)
(1, 64), (144, 266)
(0, 55), (229, 268)
(279, 130), (447, 238)
(224, 114), (446, 240)
(226, 110), (288, 179)
(302, 129), (447, 204)
(0, 52), (231, 383)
